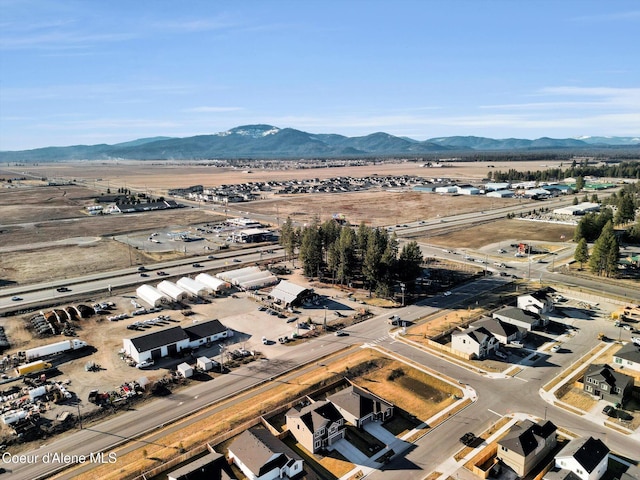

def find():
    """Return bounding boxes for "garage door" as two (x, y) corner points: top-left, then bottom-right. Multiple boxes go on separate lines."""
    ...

(167, 343), (177, 356)
(151, 348), (162, 360)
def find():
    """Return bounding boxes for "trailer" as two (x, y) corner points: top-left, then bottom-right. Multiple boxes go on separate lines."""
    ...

(196, 356), (213, 371)
(24, 339), (88, 361)
(176, 362), (193, 378)
(16, 360), (52, 376)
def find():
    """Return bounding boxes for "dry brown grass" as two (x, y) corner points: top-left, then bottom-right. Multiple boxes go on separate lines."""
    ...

(421, 218), (575, 250)
(557, 389), (598, 411)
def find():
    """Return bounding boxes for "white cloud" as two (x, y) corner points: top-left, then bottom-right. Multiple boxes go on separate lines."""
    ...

(183, 106), (244, 113)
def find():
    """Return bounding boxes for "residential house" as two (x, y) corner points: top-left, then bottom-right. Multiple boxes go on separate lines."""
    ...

(451, 325), (499, 359)
(517, 290), (555, 315)
(493, 307), (546, 333)
(613, 342), (640, 372)
(168, 450), (235, 480)
(583, 364), (634, 404)
(327, 384), (393, 428)
(227, 427), (304, 480)
(544, 437), (609, 480)
(497, 420), (557, 476)
(472, 317), (520, 344)
(286, 400), (345, 454)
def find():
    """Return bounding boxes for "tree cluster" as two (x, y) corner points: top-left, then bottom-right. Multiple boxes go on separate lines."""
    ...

(279, 218), (424, 298)
(488, 160), (640, 183)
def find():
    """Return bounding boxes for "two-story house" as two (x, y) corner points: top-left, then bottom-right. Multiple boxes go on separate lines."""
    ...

(544, 437), (609, 480)
(517, 290), (554, 315)
(497, 420), (557, 476)
(493, 306), (546, 333)
(228, 427), (303, 480)
(286, 400), (345, 453)
(583, 364), (634, 405)
(451, 325), (499, 359)
(327, 384), (393, 428)
(473, 317), (520, 344)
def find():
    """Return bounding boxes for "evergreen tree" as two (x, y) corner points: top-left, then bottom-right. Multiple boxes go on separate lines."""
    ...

(298, 222), (322, 278)
(335, 227), (356, 285)
(572, 196), (579, 205)
(280, 217), (296, 262)
(615, 193), (636, 225)
(575, 176), (584, 191)
(574, 238), (589, 270)
(588, 221), (619, 277)
(398, 241), (423, 282)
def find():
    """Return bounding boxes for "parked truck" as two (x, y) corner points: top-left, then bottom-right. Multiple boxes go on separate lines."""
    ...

(23, 339), (88, 361)
(16, 360), (52, 376)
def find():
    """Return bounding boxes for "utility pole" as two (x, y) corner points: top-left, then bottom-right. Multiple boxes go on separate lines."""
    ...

(400, 283), (406, 307)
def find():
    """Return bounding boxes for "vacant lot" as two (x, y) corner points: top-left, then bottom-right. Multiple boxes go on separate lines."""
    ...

(419, 218), (576, 250)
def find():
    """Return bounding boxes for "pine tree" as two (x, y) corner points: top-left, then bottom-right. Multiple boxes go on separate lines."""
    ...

(588, 221), (619, 276)
(615, 193), (636, 225)
(574, 238), (589, 270)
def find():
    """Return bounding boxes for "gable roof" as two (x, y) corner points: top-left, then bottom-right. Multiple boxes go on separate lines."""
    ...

(127, 326), (189, 353)
(168, 450), (234, 480)
(498, 420), (556, 456)
(183, 319), (228, 341)
(229, 427), (301, 477)
(474, 317), (519, 338)
(584, 364), (634, 389)
(613, 342), (640, 364)
(454, 325), (495, 345)
(269, 280), (312, 305)
(287, 400), (343, 432)
(327, 384), (393, 419)
(557, 437), (609, 473)
(493, 307), (541, 325)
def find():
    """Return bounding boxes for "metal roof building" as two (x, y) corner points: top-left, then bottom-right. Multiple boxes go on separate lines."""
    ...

(176, 277), (209, 296)
(157, 280), (188, 302)
(195, 273), (230, 292)
(136, 284), (167, 307)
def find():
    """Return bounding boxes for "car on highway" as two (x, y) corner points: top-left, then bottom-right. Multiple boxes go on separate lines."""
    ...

(233, 258), (242, 262)
(207, 255), (216, 259)
(156, 271), (168, 276)
(11, 296), (22, 301)
(140, 273), (149, 277)
(335, 330), (349, 336)
(137, 266), (147, 272)
(192, 263), (203, 268)
(443, 291), (452, 296)
(56, 286), (71, 292)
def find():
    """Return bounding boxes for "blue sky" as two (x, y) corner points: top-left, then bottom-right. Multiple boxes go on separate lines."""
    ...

(1, 0), (639, 150)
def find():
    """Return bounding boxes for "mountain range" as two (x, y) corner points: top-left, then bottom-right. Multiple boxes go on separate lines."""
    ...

(1, 125), (638, 162)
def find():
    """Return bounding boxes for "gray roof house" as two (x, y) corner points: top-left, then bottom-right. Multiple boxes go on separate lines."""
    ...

(327, 384), (393, 428)
(497, 420), (557, 476)
(493, 307), (546, 333)
(451, 325), (499, 359)
(544, 437), (609, 480)
(168, 450), (235, 480)
(228, 427), (304, 480)
(473, 317), (520, 344)
(583, 364), (634, 405)
(286, 400), (345, 454)
(613, 342), (640, 372)
(517, 290), (555, 315)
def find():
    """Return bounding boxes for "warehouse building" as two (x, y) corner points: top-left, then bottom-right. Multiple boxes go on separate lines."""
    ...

(157, 280), (188, 302)
(217, 266), (278, 290)
(136, 284), (167, 307)
(268, 280), (314, 308)
(123, 319), (232, 363)
(176, 277), (210, 297)
(195, 273), (230, 292)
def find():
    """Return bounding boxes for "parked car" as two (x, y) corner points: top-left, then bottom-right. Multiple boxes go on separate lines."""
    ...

(495, 351), (507, 360)
(443, 291), (452, 296)
(459, 432), (475, 446)
(335, 330), (349, 337)
(511, 340), (523, 347)
(602, 405), (615, 417)
(550, 344), (561, 353)
(136, 360), (154, 369)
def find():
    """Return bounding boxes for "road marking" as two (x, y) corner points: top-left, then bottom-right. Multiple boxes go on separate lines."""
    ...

(488, 409), (503, 417)
(513, 375), (528, 383)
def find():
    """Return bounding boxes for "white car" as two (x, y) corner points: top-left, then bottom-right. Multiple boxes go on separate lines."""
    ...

(443, 291), (452, 296)
(136, 360), (155, 369)
(550, 344), (561, 353)
(632, 336), (640, 346)
(511, 340), (523, 347)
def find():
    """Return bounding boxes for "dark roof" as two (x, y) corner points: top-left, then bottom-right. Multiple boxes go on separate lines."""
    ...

(558, 437), (609, 473)
(183, 319), (228, 341)
(328, 384), (393, 419)
(127, 326), (189, 353)
(493, 307), (541, 325)
(527, 290), (553, 302)
(474, 317), (519, 338)
(168, 450), (234, 480)
(584, 364), (634, 389)
(287, 400), (343, 432)
(614, 342), (640, 364)
(454, 325), (495, 345)
(498, 420), (556, 456)
(229, 427), (301, 477)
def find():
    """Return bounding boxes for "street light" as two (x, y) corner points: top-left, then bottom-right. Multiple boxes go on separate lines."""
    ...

(400, 283), (406, 307)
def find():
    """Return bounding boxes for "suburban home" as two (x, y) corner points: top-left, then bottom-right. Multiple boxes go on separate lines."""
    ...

(582, 364), (634, 405)
(451, 325), (499, 359)
(493, 307), (546, 333)
(286, 400), (345, 454)
(472, 317), (520, 344)
(227, 427), (304, 480)
(327, 384), (394, 428)
(497, 420), (557, 476)
(517, 290), (555, 315)
(168, 450), (235, 480)
(544, 437), (609, 480)
(613, 342), (640, 372)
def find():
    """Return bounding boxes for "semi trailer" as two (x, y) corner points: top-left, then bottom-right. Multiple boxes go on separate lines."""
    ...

(23, 339), (88, 361)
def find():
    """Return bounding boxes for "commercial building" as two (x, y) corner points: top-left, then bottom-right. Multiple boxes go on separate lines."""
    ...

(136, 284), (167, 307)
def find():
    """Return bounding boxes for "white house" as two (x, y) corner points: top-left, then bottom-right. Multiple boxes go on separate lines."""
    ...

(613, 342), (640, 372)
(493, 307), (546, 333)
(472, 317), (520, 344)
(517, 290), (554, 315)
(545, 437), (609, 480)
(451, 326), (499, 359)
(228, 427), (303, 480)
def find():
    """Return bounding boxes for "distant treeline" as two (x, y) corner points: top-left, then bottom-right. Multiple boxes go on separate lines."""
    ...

(487, 160), (640, 182)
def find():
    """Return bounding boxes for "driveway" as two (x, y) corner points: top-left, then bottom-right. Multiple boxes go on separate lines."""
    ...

(330, 438), (371, 465)
(363, 421), (397, 446)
